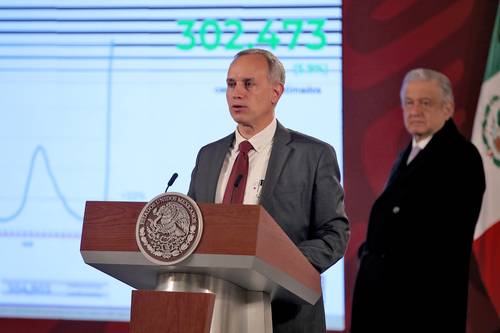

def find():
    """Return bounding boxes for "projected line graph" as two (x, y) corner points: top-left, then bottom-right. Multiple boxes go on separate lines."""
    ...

(0, 43), (115, 225)
(0, 146), (82, 222)
(0, 2), (344, 327)
(0, 4), (340, 231)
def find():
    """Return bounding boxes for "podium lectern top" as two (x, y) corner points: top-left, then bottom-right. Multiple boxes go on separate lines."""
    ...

(81, 201), (321, 305)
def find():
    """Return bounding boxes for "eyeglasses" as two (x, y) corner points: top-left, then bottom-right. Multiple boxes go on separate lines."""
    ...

(402, 98), (443, 111)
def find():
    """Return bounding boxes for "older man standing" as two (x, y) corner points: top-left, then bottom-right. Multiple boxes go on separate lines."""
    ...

(351, 68), (486, 332)
(188, 48), (349, 332)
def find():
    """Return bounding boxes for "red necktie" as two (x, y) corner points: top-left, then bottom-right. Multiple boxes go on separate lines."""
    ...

(223, 140), (254, 204)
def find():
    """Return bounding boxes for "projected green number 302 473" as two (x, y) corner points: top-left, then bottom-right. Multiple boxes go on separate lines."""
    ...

(176, 18), (327, 51)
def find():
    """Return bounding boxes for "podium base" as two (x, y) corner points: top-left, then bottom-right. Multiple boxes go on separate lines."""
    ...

(156, 272), (272, 333)
(130, 290), (215, 333)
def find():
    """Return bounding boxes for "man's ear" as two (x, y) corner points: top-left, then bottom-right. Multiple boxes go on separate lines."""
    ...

(272, 83), (284, 104)
(444, 100), (455, 118)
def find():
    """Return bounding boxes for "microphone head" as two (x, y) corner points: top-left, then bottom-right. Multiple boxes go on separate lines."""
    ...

(168, 173), (178, 186)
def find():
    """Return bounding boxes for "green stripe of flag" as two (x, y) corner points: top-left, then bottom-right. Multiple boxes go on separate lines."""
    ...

(484, 3), (500, 81)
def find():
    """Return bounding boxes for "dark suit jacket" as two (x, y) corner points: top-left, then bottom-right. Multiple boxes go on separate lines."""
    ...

(351, 119), (485, 332)
(188, 121), (349, 333)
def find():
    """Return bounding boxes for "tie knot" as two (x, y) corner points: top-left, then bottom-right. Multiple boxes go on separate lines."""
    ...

(239, 140), (253, 154)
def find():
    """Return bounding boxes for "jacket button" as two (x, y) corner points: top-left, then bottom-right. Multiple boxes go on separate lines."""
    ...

(392, 206), (400, 214)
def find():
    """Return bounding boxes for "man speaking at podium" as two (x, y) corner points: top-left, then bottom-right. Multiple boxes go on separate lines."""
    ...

(188, 48), (349, 332)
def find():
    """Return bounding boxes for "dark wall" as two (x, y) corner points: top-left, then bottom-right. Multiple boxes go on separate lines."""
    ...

(343, 0), (499, 332)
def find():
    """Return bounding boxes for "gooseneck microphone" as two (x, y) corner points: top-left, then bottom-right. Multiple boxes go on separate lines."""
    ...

(164, 173), (179, 192)
(230, 174), (243, 203)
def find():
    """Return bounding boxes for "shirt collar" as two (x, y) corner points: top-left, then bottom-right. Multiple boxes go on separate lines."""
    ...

(412, 135), (432, 150)
(234, 118), (277, 153)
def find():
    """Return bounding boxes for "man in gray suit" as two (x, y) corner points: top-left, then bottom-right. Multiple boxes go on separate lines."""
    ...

(188, 48), (349, 332)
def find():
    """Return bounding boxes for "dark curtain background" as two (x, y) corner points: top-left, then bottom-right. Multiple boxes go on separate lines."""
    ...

(343, 0), (499, 332)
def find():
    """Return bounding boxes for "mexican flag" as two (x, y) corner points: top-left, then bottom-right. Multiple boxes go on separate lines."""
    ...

(471, 3), (500, 317)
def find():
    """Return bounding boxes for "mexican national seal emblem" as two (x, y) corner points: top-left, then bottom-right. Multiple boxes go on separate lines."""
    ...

(136, 192), (203, 265)
(482, 95), (500, 167)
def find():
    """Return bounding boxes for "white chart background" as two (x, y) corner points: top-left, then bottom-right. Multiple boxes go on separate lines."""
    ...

(0, 0), (345, 330)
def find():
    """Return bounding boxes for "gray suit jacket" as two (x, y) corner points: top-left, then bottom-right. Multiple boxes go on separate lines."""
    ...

(188, 121), (349, 333)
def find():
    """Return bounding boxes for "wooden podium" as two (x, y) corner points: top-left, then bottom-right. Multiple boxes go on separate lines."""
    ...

(81, 201), (321, 333)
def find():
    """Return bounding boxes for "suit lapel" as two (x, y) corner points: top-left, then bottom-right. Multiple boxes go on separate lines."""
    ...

(384, 144), (411, 190)
(384, 120), (457, 192)
(206, 133), (234, 202)
(386, 139), (432, 190)
(259, 122), (292, 203)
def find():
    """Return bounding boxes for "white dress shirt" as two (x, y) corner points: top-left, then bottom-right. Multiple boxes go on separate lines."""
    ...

(407, 135), (432, 164)
(215, 118), (277, 204)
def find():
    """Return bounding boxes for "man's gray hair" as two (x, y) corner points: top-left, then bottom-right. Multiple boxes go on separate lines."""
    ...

(400, 68), (454, 104)
(233, 48), (286, 85)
